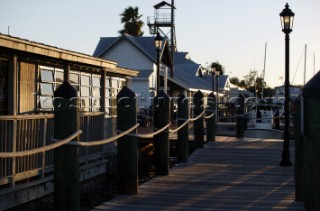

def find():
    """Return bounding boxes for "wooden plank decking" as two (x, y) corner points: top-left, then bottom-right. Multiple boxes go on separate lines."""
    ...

(92, 137), (303, 210)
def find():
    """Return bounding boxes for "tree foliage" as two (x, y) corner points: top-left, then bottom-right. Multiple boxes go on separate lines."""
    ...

(119, 6), (144, 36)
(210, 62), (225, 75)
(243, 70), (257, 88)
(229, 70), (274, 97)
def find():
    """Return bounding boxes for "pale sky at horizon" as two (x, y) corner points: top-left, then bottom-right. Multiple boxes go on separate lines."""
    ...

(1, 0), (319, 88)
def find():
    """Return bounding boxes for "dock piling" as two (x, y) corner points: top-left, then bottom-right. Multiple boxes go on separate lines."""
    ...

(206, 92), (216, 142)
(117, 86), (138, 194)
(177, 93), (189, 162)
(53, 81), (80, 211)
(193, 90), (204, 148)
(153, 91), (170, 175)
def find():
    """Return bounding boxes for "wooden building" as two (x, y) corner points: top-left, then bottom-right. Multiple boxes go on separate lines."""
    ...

(0, 33), (138, 210)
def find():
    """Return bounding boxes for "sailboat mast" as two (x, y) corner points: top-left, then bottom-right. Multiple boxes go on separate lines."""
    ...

(261, 43), (267, 99)
(314, 53), (316, 76)
(304, 44), (307, 85)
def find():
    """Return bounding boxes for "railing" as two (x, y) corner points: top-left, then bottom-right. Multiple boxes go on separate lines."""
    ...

(0, 89), (218, 210)
(0, 112), (106, 187)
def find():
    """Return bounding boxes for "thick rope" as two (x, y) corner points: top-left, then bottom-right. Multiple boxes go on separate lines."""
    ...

(189, 110), (205, 122)
(117, 123), (171, 139)
(67, 123), (140, 146)
(204, 111), (215, 119)
(169, 119), (190, 133)
(0, 130), (82, 158)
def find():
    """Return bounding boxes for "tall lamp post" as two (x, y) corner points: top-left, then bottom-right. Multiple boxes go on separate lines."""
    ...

(279, 3), (294, 166)
(155, 33), (163, 95)
(211, 66), (220, 123)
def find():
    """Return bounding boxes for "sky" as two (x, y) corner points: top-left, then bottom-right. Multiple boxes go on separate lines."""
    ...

(0, 0), (319, 88)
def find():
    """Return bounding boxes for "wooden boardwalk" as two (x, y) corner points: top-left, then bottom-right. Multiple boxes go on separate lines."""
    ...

(92, 137), (303, 210)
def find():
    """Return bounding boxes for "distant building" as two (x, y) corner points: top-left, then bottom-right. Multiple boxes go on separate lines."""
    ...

(93, 34), (217, 109)
(93, 33), (173, 109)
(274, 85), (301, 100)
(0, 33), (138, 210)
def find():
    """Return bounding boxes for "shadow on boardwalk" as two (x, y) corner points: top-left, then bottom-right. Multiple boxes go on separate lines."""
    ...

(92, 137), (303, 210)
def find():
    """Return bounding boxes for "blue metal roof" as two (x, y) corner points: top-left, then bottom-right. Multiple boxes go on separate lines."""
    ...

(201, 75), (229, 90)
(93, 34), (159, 63)
(171, 64), (212, 91)
(93, 34), (214, 92)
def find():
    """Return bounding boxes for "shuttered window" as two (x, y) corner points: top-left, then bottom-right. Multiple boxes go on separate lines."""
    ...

(19, 62), (36, 113)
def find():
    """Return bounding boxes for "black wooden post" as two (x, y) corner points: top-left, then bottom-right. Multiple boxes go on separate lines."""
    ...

(53, 81), (80, 211)
(301, 72), (320, 210)
(153, 91), (170, 175)
(193, 90), (204, 148)
(294, 96), (303, 201)
(177, 93), (189, 163)
(117, 86), (138, 194)
(206, 92), (216, 142)
(236, 95), (245, 138)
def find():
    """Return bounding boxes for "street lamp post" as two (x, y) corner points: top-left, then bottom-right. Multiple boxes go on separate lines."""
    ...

(279, 3), (294, 166)
(211, 66), (220, 123)
(155, 33), (163, 95)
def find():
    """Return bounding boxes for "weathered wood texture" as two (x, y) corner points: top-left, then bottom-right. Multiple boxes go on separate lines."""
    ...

(92, 137), (303, 210)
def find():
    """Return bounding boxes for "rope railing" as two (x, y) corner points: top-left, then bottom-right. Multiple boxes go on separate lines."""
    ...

(169, 119), (190, 133)
(204, 111), (215, 119)
(0, 107), (227, 158)
(66, 123), (140, 146)
(117, 123), (171, 139)
(0, 130), (82, 158)
(189, 110), (205, 122)
(169, 110), (206, 133)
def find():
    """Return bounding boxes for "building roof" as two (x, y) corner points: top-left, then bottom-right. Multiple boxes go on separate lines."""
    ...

(174, 52), (198, 65)
(93, 34), (213, 92)
(93, 33), (172, 68)
(0, 33), (138, 77)
(166, 63), (212, 92)
(201, 75), (229, 90)
(153, 1), (175, 9)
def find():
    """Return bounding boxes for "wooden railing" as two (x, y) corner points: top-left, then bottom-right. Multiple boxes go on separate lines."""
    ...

(0, 112), (107, 187)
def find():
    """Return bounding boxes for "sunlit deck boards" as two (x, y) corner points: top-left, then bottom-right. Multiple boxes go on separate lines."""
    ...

(92, 137), (303, 210)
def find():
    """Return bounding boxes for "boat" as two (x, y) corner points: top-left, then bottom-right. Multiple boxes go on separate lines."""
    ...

(244, 98), (284, 139)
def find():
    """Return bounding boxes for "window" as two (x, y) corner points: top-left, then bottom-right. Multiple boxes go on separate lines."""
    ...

(105, 77), (111, 116)
(38, 65), (125, 113)
(41, 69), (54, 82)
(56, 71), (64, 84)
(39, 67), (55, 109)
(92, 76), (101, 112)
(40, 83), (54, 95)
(108, 77), (126, 116)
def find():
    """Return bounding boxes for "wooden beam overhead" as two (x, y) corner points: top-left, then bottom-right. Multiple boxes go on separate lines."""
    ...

(0, 34), (138, 77)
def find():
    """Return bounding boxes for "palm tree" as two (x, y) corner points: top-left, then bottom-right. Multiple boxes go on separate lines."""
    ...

(210, 62), (224, 75)
(119, 6), (144, 36)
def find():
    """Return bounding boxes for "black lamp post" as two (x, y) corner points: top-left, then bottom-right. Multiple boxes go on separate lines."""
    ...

(211, 66), (216, 92)
(211, 66), (220, 123)
(155, 33), (163, 95)
(279, 3), (294, 166)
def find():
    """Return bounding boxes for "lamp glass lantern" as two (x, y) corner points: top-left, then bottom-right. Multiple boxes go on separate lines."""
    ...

(155, 33), (163, 51)
(280, 3), (295, 34)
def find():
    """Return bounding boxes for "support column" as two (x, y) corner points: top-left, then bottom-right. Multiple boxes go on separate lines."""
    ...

(154, 91), (170, 175)
(236, 94), (245, 138)
(294, 96), (303, 201)
(301, 72), (320, 210)
(53, 81), (80, 211)
(8, 53), (17, 115)
(206, 92), (216, 142)
(117, 86), (138, 194)
(193, 90), (204, 148)
(177, 93), (189, 162)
